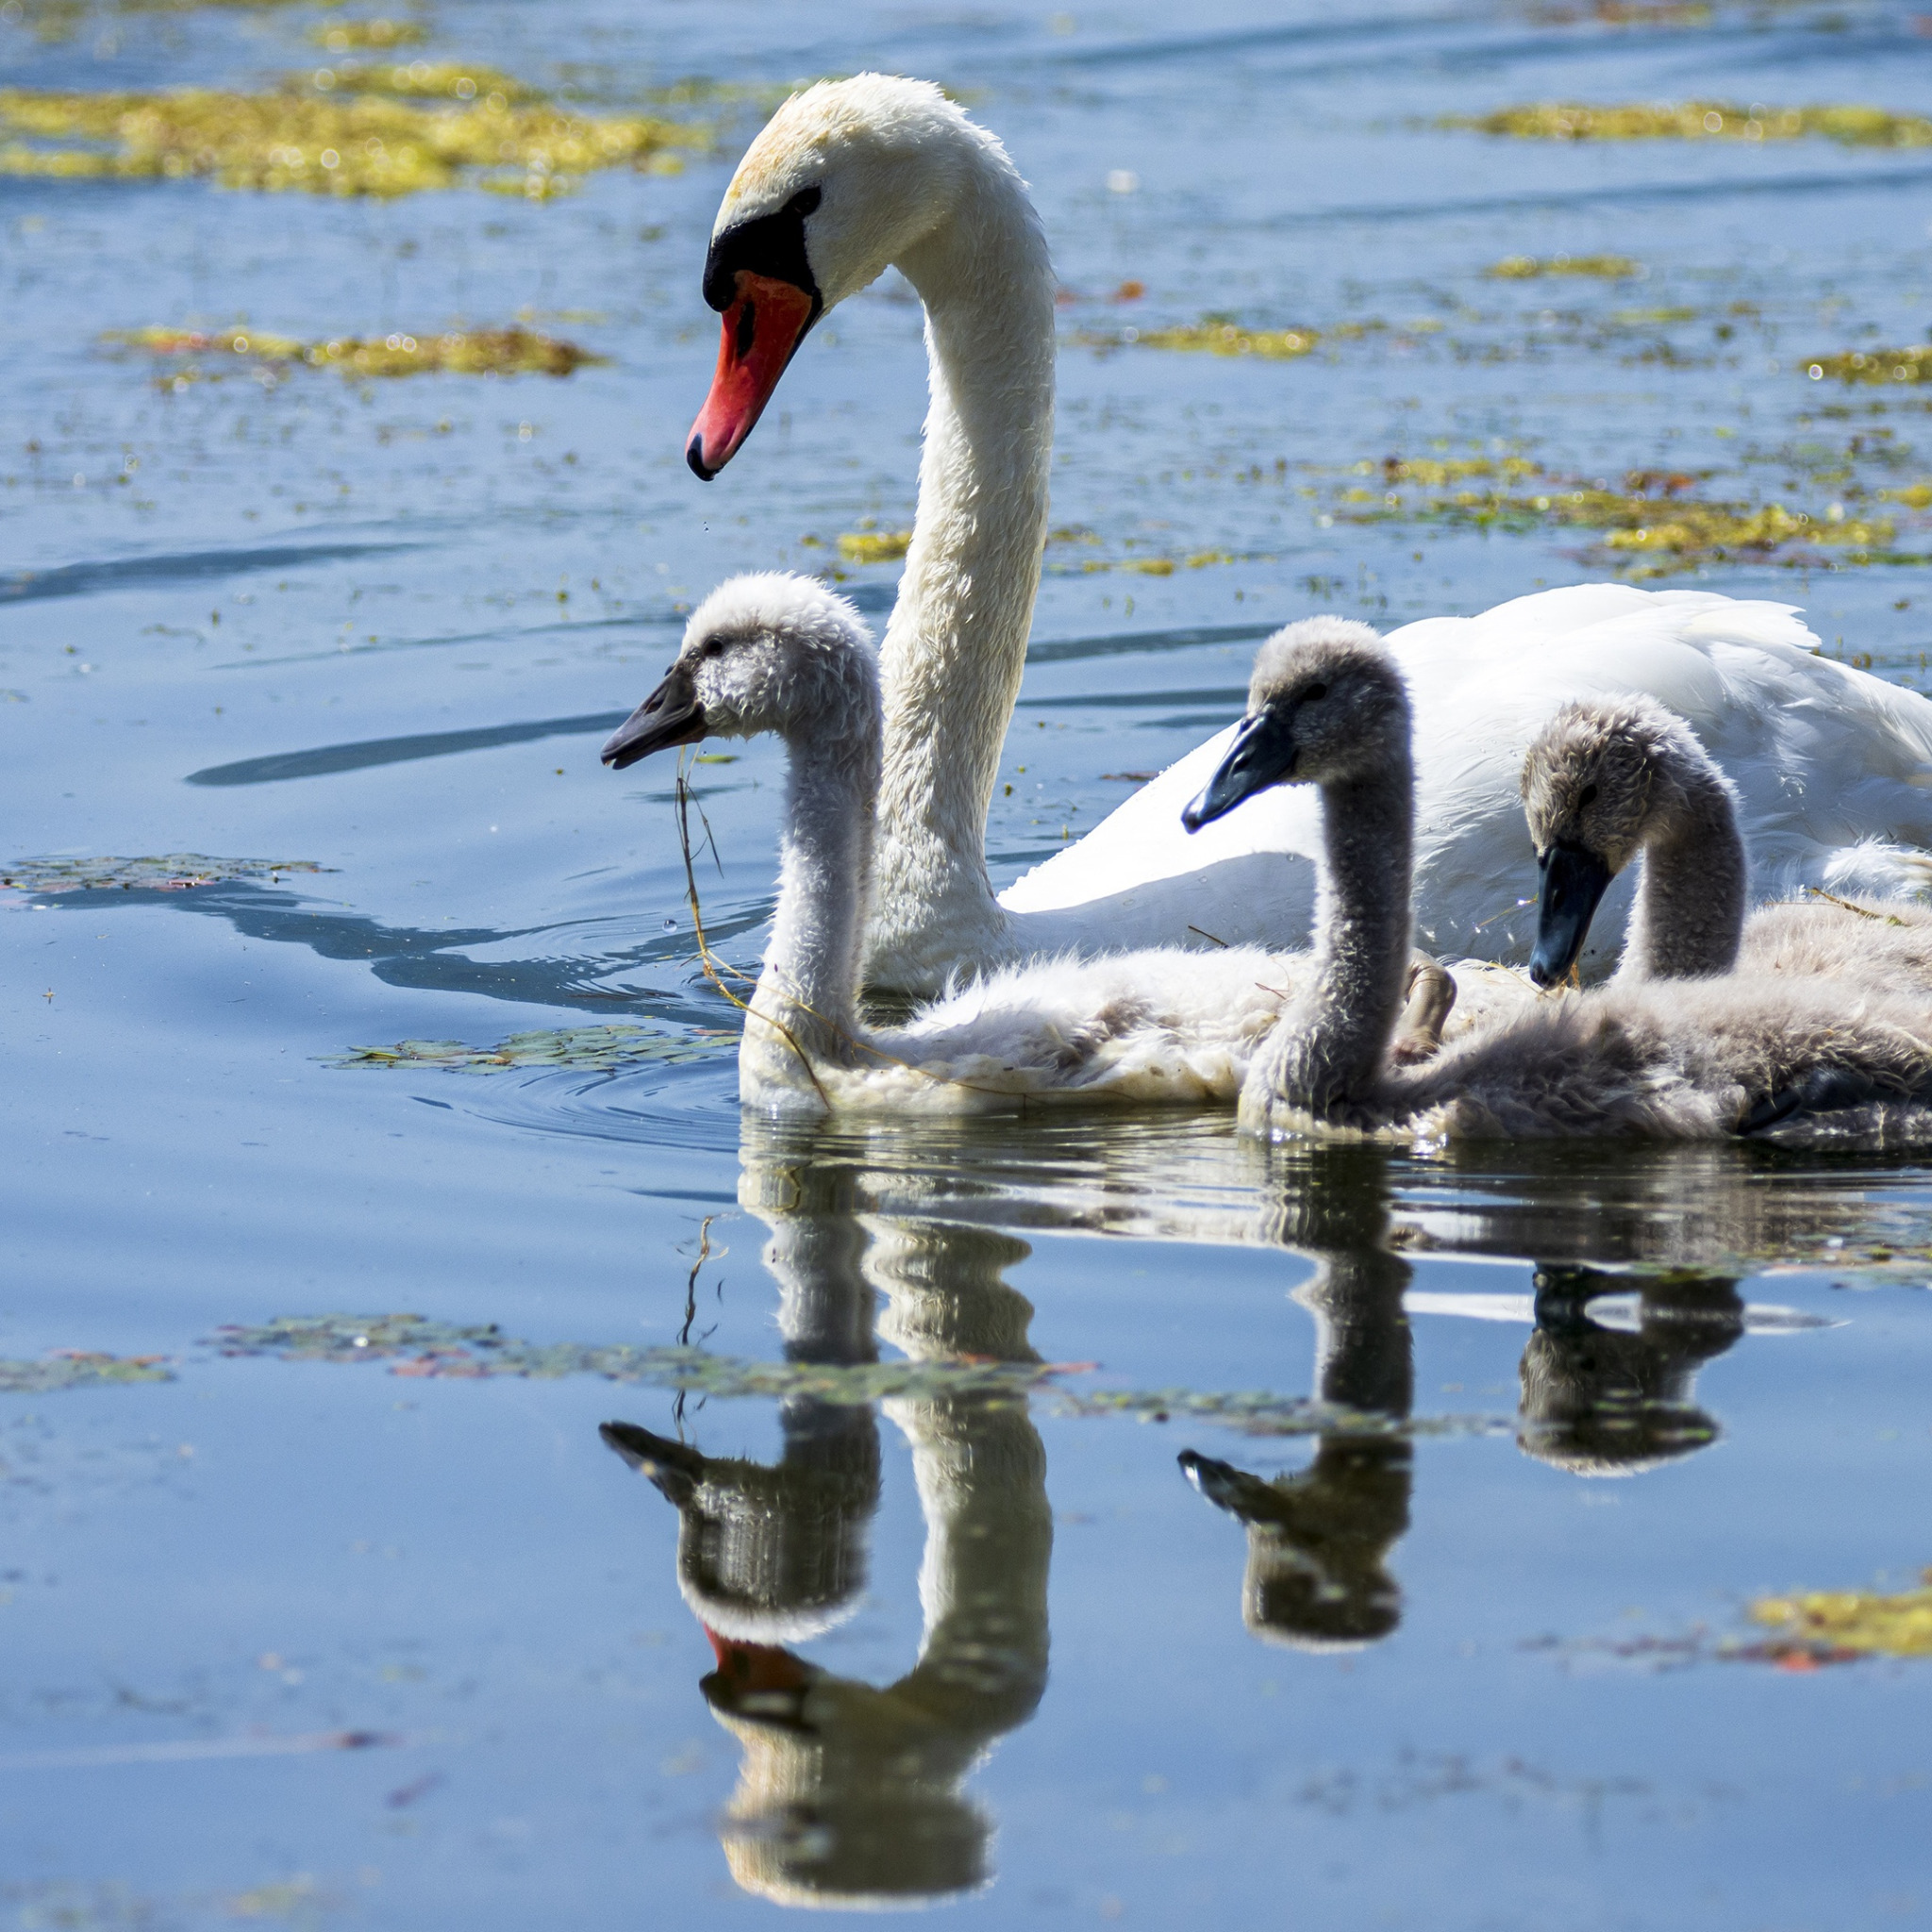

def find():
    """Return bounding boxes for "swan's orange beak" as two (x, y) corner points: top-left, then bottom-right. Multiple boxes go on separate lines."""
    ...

(687, 272), (818, 480)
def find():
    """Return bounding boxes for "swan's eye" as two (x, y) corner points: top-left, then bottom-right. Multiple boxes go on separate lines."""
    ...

(1301, 682), (1328, 703)
(788, 187), (822, 217)
(1578, 783), (1598, 808)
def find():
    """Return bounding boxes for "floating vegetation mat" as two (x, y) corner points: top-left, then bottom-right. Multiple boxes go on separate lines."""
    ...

(1114, 320), (1319, 360)
(1748, 1571), (1932, 1661)
(1336, 460), (1922, 576)
(835, 529), (912, 564)
(311, 17), (428, 51)
(108, 324), (602, 381)
(2, 854), (327, 892)
(212, 1313), (1509, 1438)
(1448, 101), (1932, 147)
(0, 67), (707, 197)
(325, 1024), (730, 1072)
(1486, 253), (1642, 279)
(0, 1351), (173, 1393)
(1807, 346), (1932, 387)
(1535, 1568), (1932, 1672)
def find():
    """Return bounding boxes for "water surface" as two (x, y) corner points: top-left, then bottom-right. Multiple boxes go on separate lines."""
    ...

(6, 0), (1932, 1923)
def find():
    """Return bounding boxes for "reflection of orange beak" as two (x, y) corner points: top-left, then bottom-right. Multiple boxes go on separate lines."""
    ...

(687, 271), (819, 480)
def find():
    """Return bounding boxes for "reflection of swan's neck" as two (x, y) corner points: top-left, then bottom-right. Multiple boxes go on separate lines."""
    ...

(1295, 1247), (1414, 1418)
(863, 161), (1057, 988)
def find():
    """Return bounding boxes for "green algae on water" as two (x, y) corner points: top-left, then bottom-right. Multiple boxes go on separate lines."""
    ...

(325, 1024), (731, 1072)
(1448, 100), (1932, 147)
(109, 324), (603, 379)
(1487, 253), (1642, 279)
(1340, 461), (1916, 576)
(1107, 320), (1319, 359)
(212, 1312), (1508, 1438)
(0, 1352), (172, 1393)
(836, 529), (912, 564)
(0, 71), (707, 197)
(1806, 346), (1932, 386)
(1749, 1570), (1932, 1659)
(1, 854), (327, 891)
(310, 18), (429, 51)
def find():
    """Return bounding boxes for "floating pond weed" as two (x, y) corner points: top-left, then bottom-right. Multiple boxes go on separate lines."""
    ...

(1, 854), (327, 891)
(1448, 101), (1932, 146)
(1807, 346), (1932, 386)
(1749, 1572), (1932, 1660)
(0, 69), (708, 197)
(1487, 253), (1643, 279)
(310, 16), (426, 51)
(835, 529), (913, 564)
(108, 324), (604, 379)
(325, 1024), (731, 1072)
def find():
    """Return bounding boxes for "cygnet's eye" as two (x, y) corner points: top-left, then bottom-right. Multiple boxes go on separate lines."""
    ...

(788, 186), (822, 217)
(1302, 681), (1328, 703)
(1578, 783), (1598, 808)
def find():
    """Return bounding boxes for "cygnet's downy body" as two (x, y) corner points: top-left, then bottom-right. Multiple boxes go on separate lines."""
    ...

(1184, 621), (1932, 1147)
(1523, 692), (1932, 992)
(605, 575), (1325, 1116)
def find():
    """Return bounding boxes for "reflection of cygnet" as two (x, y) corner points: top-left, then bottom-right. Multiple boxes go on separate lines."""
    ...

(609, 1174), (1052, 1911)
(604, 1198), (881, 1643)
(1517, 1265), (1745, 1476)
(1183, 1182), (1415, 1651)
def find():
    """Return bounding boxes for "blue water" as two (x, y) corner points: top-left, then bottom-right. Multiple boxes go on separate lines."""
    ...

(7, 0), (1932, 1923)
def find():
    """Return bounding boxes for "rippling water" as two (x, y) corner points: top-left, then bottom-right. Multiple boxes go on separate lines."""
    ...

(7, 0), (1932, 1923)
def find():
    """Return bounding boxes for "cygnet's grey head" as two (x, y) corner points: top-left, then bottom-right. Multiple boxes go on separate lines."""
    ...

(601, 572), (877, 771)
(1521, 694), (1727, 987)
(1182, 617), (1407, 832)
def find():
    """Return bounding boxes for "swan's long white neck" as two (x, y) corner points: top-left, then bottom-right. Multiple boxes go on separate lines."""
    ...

(751, 720), (881, 1064)
(1242, 757), (1416, 1125)
(861, 152), (1057, 991)
(1619, 767), (1747, 981)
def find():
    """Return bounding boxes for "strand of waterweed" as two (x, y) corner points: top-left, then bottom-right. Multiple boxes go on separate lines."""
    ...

(209, 1313), (1509, 1437)
(1446, 102), (1932, 148)
(672, 757), (1025, 1108)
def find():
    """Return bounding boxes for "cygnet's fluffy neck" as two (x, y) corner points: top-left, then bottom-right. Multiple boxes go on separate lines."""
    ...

(1619, 749), (1747, 982)
(1241, 741), (1416, 1127)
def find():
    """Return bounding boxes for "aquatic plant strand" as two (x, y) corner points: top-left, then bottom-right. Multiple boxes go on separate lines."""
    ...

(211, 1313), (1507, 1437)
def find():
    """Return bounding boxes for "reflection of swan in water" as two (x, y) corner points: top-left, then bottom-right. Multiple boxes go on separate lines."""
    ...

(1181, 1156), (1415, 1649)
(603, 1145), (1052, 1909)
(1518, 1265), (1746, 1476)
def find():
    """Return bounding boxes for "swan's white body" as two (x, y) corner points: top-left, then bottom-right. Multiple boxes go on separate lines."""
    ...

(698, 78), (1932, 995)
(1011, 585), (1932, 973)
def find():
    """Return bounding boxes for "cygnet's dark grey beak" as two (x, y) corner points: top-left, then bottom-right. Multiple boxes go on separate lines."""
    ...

(1182, 708), (1298, 832)
(1528, 841), (1614, 988)
(601, 664), (707, 771)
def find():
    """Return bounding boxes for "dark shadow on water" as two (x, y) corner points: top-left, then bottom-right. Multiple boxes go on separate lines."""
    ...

(0, 540), (420, 607)
(29, 877), (761, 1021)
(185, 711), (634, 787)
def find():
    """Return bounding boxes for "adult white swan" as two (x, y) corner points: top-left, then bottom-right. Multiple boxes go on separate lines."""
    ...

(686, 74), (1932, 995)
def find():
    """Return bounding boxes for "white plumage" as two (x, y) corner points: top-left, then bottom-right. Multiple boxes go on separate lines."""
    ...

(604, 576), (1349, 1117)
(698, 77), (1932, 995)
